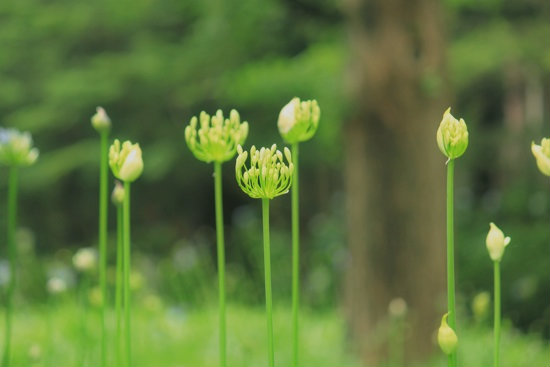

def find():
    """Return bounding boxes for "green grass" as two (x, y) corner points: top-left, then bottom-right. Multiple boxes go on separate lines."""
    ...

(1, 298), (549, 366)
(0, 300), (357, 366)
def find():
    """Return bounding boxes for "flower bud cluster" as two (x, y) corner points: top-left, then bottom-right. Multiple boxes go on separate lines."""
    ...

(185, 109), (248, 163)
(0, 128), (39, 167)
(235, 144), (293, 199)
(109, 139), (143, 183)
(278, 97), (320, 144)
(436, 108), (468, 160)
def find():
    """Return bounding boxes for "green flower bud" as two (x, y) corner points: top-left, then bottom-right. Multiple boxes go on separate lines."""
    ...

(531, 138), (550, 176)
(278, 97), (320, 144)
(91, 107), (111, 133)
(437, 313), (458, 355)
(235, 144), (294, 199)
(436, 108), (468, 160)
(471, 291), (490, 322)
(0, 128), (39, 167)
(109, 139), (144, 182)
(185, 109), (248, 163)
(486, 222), (511, 262)
(111, 180), (125, 206)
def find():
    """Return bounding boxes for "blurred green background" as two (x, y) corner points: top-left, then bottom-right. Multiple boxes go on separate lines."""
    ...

(0, 0), (549, 365)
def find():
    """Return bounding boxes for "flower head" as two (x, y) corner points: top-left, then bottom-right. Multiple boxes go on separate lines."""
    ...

(278, 97), (320, 144)
(436, 108), (468, 160)
(437, 313), (458, 355)
(185, 109), (248, 163)
(235, 144), (293, 199)
(73, 247), (97, 273)
(0, 128), (39, 167)
(91, 107), (111, 133)
(531, 138), (550, 176)
(109, 139), (144, 182)
(111, 180), (125, 206)
(486, 222), (511, 262)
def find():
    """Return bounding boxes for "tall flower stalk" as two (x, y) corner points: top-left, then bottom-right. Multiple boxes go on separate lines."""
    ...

(91, 107), (111, 365)
(185, 109), (248, 367)
(436, 108), (468, 367)
(530, 137), (550, 360)
(109, 139), (144, 367)
(112, 181), (125, 366)
(277, 97), (320, 366)
(236, 144), (294, 367)
(486, 223), (511, 367)
(0, 128), (39, 367)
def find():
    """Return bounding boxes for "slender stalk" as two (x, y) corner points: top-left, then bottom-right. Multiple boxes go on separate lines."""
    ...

(98, 131), (109, 366)
(2, 166), (18, 367)
(446, 159), (457, 367)
(115, 205), (124, 366)
(262, 198), (275, 367)
(494, 261), (501, 367)
(214, 161), (226, 367)
(123, 182), (132, 367)
(291, 142), (300, 367)
(79, 273), (90, 366)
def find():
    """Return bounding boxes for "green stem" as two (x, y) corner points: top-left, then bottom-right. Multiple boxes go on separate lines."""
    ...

(214, 161), (226, 367)
(123, 182), (132, 367)
(446, 159), (457, 367)
(99, 131), (108, 366)
(79, 273), (90, 366)
(262, 198), (275, 367)
(291, 143), (299, 367)
(115, 205), (124, 366)
(2, 166), (18, 367)
(494, 261), (500, 367)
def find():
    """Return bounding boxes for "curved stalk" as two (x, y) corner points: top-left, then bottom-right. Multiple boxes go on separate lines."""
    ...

(98, 131), (109, 366)
(2, 166), (18, 367)
(214, 161), (227, 367)
(291, 142), (300, 367)
(262, 198), (274, 367)
(447, 159), (457, 367)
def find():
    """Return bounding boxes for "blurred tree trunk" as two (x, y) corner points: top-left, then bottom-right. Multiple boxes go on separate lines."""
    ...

(342, 0), (448, 364)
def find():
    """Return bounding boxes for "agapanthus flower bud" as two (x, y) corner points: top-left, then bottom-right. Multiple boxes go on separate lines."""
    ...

(91, 107), (111, 133)
(436, 108), (468, 160)
(531, 138), (550, 176)
(185, 109), (248, 163)
(0, 128), (39, 167)
(472, 291), (490, 322)
(235, 144), (294, 199)
(278, 97), (320, 144)
(437, 313), (458, 355)
(111, 180), (125, 206)
(486, 222), (511, 262)
(73, 247), (98, 272)
(109, 139), (144, 182)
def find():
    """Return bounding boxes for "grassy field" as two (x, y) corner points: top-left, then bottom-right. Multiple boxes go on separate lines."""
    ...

(1, 297), (548, 366)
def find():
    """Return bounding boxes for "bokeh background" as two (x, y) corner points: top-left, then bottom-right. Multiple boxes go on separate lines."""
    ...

(0, 0), (549, 365)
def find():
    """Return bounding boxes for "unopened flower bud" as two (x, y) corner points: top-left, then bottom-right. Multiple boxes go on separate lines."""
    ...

(531, 138), (550, 176)
(472, 291), (490, 322)
(0, 128), (39, 167)
(109, 139), (144, 182)
(437, 313), (458, 355)
(73, 247), (97, 272)
(111, 180), (125, 206)
(486, 222), (511, 262)
(278, 97), (320, 144)
(436, 108), (468, 160)
(91, 107), (111, 133)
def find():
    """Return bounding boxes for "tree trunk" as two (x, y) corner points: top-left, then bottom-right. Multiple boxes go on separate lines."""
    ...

(342, 0), (448, 364)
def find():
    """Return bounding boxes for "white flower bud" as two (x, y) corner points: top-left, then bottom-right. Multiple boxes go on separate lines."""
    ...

(486, 222), (511, 262)
(91, 107), (111, 133)
(437, 313), (458, 355)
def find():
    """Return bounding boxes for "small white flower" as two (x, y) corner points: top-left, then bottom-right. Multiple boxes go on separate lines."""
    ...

(72, 247), (97, 272)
